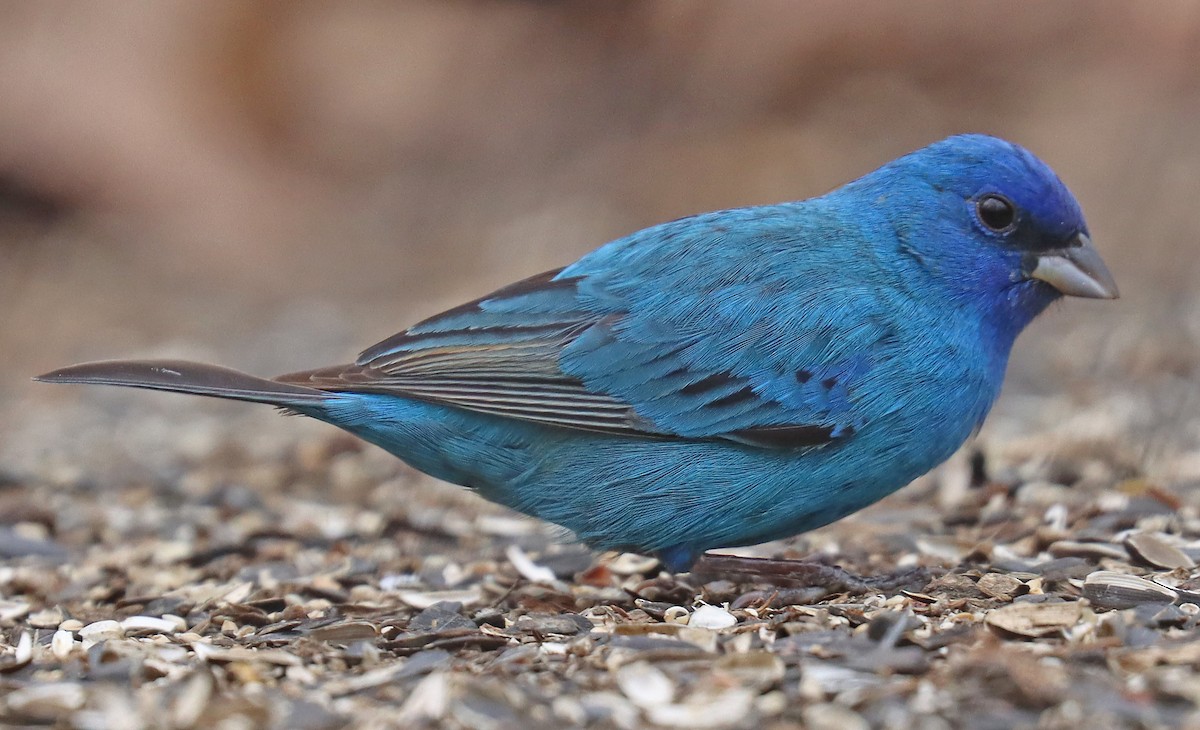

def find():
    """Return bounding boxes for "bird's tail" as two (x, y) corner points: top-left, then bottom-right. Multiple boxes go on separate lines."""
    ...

(34, 359), (334, 408)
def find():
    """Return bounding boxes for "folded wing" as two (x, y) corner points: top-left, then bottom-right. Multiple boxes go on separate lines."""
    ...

(279, 213), (889, 448)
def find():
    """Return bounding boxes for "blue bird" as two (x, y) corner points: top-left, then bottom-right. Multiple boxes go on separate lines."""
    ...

(37, 135), (1117, 573)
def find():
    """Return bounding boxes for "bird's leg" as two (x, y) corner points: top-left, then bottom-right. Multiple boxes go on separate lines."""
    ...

(689, 553), (929, 596)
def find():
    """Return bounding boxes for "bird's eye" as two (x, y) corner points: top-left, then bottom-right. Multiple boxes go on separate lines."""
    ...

(976, 194), (1016, 232)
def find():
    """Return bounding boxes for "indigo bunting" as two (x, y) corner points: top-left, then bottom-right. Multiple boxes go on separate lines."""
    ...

(38, 135), (1117, 573)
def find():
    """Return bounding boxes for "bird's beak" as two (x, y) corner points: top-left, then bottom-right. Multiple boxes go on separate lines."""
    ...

(1027, 233), (1119, 299)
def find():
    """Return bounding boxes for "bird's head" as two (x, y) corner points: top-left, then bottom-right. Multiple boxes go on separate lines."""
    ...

(857, 134), (1118, 337)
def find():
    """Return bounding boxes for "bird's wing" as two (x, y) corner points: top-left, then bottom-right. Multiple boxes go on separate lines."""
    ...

(279, 213), (893, 448)
(279, 268), (648, 436)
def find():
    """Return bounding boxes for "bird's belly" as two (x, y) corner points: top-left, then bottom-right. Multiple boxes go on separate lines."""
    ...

(318, 386), (987, 554)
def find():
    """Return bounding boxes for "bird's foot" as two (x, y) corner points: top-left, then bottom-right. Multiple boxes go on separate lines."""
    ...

(689, 553), (930, 599)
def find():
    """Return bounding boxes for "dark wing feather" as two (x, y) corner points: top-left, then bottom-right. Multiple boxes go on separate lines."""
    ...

(277, 269), (661, 437)
(278, 361), (652, 436)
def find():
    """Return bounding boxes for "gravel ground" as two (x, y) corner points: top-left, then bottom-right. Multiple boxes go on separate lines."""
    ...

(2, 284), (1200, 729)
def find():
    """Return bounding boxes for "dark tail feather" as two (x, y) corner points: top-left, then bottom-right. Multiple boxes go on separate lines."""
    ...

(34, 359), (333, 407)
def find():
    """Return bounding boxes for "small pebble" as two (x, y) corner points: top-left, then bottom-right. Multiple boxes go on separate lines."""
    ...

(79, 620), (124, 643)
(607, 553), (661, 575)
(121, 615), (182, 634)
(647, 688), (756, 728)
(1048, 540), (1129, 561)
(4, 683), (85, 720)
(1125, 532), (1195, 571)
(506, 544), (557, 584)
(0, 600), (31, 622)
(985, 601), (1083, 638)
(688, 604), (737, 630)
(13, 631), (33, 665)
(616, 662), (675, 708)
(28, 607), (64, 629)
(803, 702), (870, 730)
(715, 651), (785, 687)
(51, 629), (77, 659)
(663, 606), (690, 624)
(977, 573), (1024, 601)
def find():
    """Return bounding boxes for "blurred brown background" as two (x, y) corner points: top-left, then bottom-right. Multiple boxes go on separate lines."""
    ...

(2, 1), (1198, 488)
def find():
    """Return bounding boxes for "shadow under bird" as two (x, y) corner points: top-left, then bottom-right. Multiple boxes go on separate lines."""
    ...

(38, 134), (1118, 574)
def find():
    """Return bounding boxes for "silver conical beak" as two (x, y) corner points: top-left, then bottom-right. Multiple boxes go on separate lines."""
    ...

(1029, 233), (1119, 299)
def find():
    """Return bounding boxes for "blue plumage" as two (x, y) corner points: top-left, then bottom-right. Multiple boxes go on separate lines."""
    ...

(37, 135), (1118, 572)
